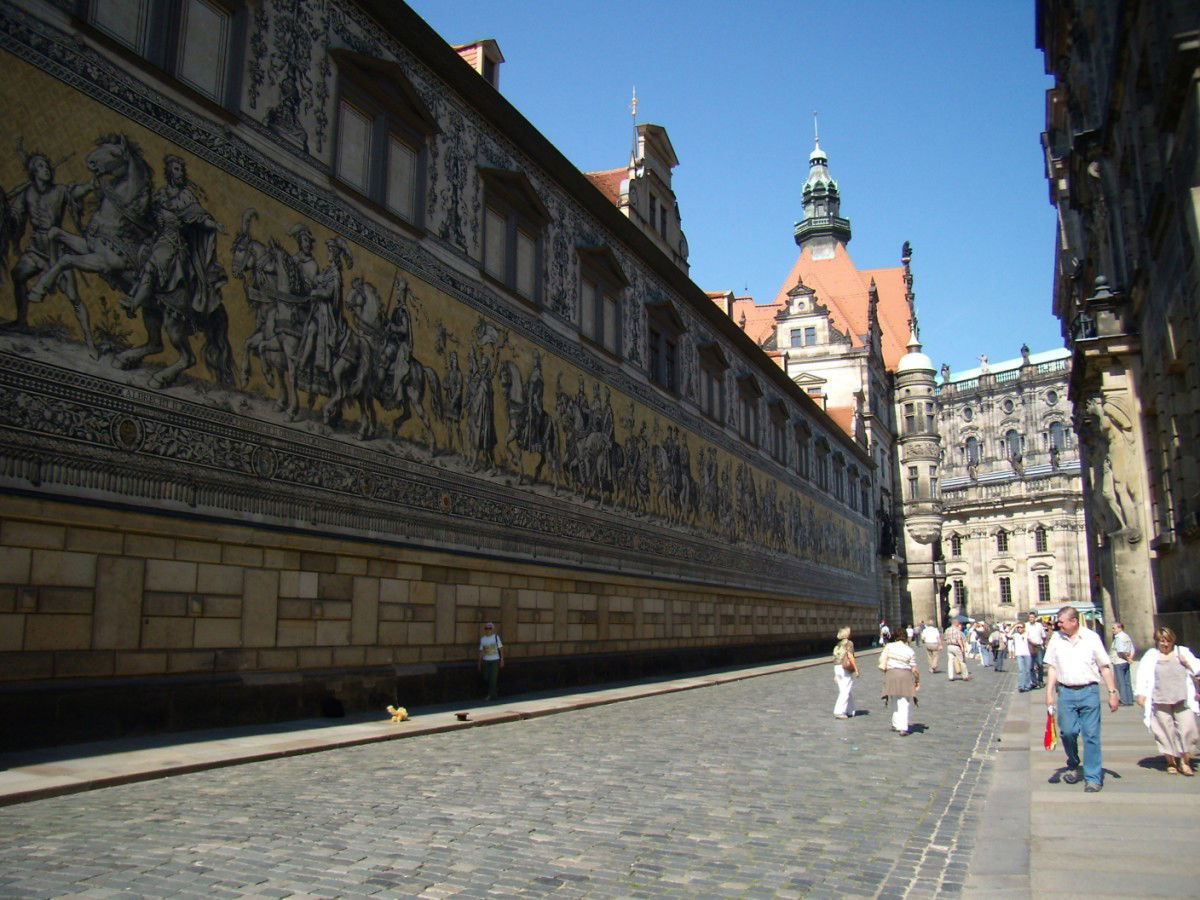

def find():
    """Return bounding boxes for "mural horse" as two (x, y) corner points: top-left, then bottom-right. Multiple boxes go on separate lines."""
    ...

(30, 134), (234, 387)
(498, 359), (561, 490)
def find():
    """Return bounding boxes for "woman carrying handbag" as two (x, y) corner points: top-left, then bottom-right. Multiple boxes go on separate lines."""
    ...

(832, 626), (860, 719)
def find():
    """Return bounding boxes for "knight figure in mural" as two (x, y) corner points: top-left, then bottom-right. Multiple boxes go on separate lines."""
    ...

(3, 141), (98, 358)
(120, 153), (235, 388)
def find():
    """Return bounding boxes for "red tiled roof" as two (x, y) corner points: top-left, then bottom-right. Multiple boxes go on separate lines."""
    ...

(824, 405), (856, 438)
(771, 244), (910, 370)
(583, 168), (626, 205)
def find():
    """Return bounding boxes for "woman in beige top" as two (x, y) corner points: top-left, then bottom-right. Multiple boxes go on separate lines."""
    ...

(1134, 626), (1200, 775)
(832, 626), (860, 719)
(880, 629), (920, 735)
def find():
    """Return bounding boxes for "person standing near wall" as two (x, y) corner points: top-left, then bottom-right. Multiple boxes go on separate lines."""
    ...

(1109, 622), (1135, 706)
(1026, 611), (1047, 688)
(478, 622), (504, 700)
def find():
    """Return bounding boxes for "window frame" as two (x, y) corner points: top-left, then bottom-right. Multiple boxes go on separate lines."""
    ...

(735, 373), (763, 447)
(697, 342), (728, 423)
(578, 246), (629, 359)
(794, 420), (812, 478)
(999, 575), (1013, 605)
(996, 529), (1009, 554)
(1037, 573), (1051, 604)
(767, 400), (788, 464)
(83, 0), (248, 111)
(478, 168), (550, 305)
(1033, 526), (1048, 553)
(646, 299), (686, 393)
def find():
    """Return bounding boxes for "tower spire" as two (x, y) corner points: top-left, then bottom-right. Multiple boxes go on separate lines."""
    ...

(629, 86), (639, 166)
(793, 120), (851, 258)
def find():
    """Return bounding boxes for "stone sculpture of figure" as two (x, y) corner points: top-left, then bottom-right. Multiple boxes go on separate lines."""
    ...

(1020, 343), (1031, 365)
(5, 148), (98, 356)
(978, 354), (989, 374)
(940, 362), (951, 383)
(1086, 394), (1142, 543)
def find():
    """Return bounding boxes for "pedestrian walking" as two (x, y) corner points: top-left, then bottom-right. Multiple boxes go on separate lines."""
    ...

(945, 621), (972, 681)
(878, 619), (892, 647)
(989, 624), (1006, 672)
(1109, 622), (1136, 705)
(832, 626), (860, 719)
(478, 621), (504, 700)
(1012, 623), (1033, 691)
(1133, 626), (1200, 776)
(920, 621), (943, 673)
(1026, 612), (1047, 687)
(1044, 605), (1119, 792)
(880, 629), (920, 736)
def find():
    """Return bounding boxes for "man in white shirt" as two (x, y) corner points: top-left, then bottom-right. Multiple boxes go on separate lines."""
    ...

(920, 622), (943, 673)
(1044, 606), (1119, 792)
(1026, 612), (1046, 687)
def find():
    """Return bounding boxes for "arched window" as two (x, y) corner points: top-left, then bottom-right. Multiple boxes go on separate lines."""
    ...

(996, 529), (1009, 553)
(1005, 429), (1022, 461)
(1049, 420), (1068, 451)
(1034, 526), (1048, 553)
(950, 534), (962, 556)
(965, 436), (980, 465)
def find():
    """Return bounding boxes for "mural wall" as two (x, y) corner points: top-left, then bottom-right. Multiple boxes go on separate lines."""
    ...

(0, 4), (872, 602)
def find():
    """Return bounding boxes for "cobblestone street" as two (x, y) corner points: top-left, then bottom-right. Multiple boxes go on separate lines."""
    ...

(1, 658), (1014, 898)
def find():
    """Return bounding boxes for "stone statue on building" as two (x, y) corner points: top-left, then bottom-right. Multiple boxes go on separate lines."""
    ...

(978, 354), (989, 374)
(1085, 394), (1142, 543)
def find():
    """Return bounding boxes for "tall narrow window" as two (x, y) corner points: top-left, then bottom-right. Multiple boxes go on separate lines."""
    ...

(954, 579), (966, 607)
(1034, 526), (1048, 553)
(1049, 420), (1069, 451)
(736, 375), (762, 446)
(904, 403), (916, 435)
(996, 530), (1009, 553)
(965, 435), (980, 464)
(1037, 573), (1051, 604)
(999, 576), (1012, 605)
(925, 402), (935, 431)
(950, 534), (962, 557)
(908, 466), (919, 500)
(1005, 429), (1023, 461)
(794, 422), (811, 478)
(698, 342), (728, 422)
(804, 326), (816, 346)
(768, 402), (788, 464)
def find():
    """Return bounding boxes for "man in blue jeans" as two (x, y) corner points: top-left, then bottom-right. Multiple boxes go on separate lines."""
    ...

(1044, 606), (1119, 792)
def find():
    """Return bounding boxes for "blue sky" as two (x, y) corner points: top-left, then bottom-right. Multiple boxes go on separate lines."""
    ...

(408, 1), (1058, 376)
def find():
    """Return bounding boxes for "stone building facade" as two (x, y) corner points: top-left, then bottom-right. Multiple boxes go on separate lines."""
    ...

(0, 0), (876, 748)
(1038, 0), (1200, 648)
(937, 349), (1090, 624)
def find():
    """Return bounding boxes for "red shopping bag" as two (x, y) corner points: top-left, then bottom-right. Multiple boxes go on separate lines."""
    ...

(1043, 709), (1058, 751)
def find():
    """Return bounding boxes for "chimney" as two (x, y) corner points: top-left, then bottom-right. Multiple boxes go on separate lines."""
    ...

(454, 39), (504, 89)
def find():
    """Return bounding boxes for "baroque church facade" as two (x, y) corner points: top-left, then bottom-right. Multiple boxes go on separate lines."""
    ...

(0, 0), (878, 748)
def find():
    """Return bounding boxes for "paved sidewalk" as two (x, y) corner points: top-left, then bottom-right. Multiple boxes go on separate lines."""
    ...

(964, 665), (1200, 898)
(0, 656), (825, 807)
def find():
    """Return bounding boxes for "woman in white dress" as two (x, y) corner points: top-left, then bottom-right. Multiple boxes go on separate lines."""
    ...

(831, 626), (860, 719)
(880, 629), (920, 735)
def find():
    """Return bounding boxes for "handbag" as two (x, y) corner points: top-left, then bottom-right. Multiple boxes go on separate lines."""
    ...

(841, 652), (856, 671)
(877, 647), (891, 671)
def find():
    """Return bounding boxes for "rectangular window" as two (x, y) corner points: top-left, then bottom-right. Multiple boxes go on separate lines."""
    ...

(88, 0), (242, 107)
(997, 531), (1009, 553)
(602, 293), (619, 355)
(176, 0), (231, 101)
(699, 367), (722, 419)
(804, 326), (816, 346)
(790, 329), (804, 349)
(954, 579), (966, 606)
(950, 534), (962, 556)
(515, 228), (537, 300)
(1034, 528), (1048, 553)
(908, 465), (919, 500)
(904, 403), (916, 435)
(999, 576), (1012, 605)
(336, 100), (373, 194)
(795, 428), (810, 478)
(929, 465), (938, 498)
(1037, 574), (1051, 604)
(484, 207), (507, 281)
(385, 135), (418, 221)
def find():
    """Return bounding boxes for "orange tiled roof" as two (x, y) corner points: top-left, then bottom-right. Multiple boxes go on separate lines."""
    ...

(771, 244), (910, 370)
(824, 404), (856, 438)
(583, 168), (626, 205)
